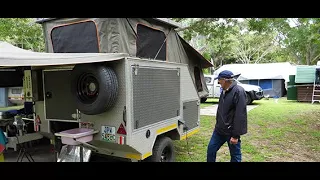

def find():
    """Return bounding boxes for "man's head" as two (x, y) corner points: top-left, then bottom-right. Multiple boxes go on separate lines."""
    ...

(215, 70), (234, 90)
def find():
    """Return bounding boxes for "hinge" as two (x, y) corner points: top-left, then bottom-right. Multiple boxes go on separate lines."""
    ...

(132, 64), (139, 75)
(76, 109), (81, 121)
(123, 106), (127, 126)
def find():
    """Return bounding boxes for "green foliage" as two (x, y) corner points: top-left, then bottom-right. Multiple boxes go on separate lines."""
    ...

(0, 18), (45, 52)
(248, 18), (320, 65)
(2, 18), (319, 65)
(231, 30), (279, 64)
(175, 18), (284, 67)
(174, 18), (320, 67)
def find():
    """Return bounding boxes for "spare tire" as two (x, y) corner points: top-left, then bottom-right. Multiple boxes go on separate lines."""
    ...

(71, 63), (118, 115)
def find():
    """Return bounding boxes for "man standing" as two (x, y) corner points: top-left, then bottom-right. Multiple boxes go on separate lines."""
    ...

(207, 70), (247, 162)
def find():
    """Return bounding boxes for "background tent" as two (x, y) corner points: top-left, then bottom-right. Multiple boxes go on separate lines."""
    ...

(213, 62), (296, 97)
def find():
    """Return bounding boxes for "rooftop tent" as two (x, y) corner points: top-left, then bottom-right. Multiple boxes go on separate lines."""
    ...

(35, 18), (213, 98)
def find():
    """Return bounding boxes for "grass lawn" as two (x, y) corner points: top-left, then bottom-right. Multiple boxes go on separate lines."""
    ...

(200, 98), (219, 108)
(174, 97), (320, 162)
(0, 105), (23, 112)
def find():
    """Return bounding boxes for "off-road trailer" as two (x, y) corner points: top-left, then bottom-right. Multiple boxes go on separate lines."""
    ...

(0, 18), (213, 162)
(0, 41), (206, 162)
(29, 56), (201, 162)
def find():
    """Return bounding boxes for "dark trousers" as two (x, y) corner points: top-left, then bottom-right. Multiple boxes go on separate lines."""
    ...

(207, 130), (242, 162)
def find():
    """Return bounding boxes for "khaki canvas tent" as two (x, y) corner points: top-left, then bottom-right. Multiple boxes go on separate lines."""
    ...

(0, 18), (213, 162)
(36, 18), (212, 97)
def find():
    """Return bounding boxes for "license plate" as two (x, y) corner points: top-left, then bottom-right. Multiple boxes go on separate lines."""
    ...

(101, 126), (116, 142)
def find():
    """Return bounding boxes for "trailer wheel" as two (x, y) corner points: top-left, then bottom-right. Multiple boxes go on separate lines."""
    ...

(71, 63), (118, 115)
(149, 136), (175, 162)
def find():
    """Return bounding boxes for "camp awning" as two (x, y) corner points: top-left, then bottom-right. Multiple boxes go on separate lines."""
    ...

(0, 41), (129, 67)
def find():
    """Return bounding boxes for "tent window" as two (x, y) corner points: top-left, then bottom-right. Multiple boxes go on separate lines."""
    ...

(194, 67), (203, 92)
(51, 21), (99, 53)
(136, 24), (166, 61)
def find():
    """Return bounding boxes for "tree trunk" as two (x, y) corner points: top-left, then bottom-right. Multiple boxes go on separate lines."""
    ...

(305, 43), (310, 65)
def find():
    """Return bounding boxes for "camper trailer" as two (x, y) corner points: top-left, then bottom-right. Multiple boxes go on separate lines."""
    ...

(0, 18), (213, 162)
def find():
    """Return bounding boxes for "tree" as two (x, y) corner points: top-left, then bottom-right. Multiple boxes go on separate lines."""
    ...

(173, 18), (286, 67)
(173, 18), (241, 68)
(0, 18), (45, 52)
(231, 30), (278, 64)
(248, 18), (320, 65)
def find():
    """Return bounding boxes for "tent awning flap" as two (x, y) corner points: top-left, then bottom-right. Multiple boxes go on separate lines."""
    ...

(0, 41), (129, 67)
(178, 36), (213, 68)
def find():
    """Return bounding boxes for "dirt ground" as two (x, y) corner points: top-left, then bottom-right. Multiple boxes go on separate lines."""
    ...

(3, 144), (55, 162)
(3, 142), (126, 162)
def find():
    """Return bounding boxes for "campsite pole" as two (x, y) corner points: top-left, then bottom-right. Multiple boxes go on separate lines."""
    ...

(154, 29), (172, 60)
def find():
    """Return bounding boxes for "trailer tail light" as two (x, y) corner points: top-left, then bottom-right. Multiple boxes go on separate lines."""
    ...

(118, 136), (125, 145)
(34, 115), (41, 132)
(117, 123), (126, 135)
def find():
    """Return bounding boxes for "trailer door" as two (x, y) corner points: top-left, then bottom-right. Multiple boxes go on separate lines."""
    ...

(43, 70), (78, 121)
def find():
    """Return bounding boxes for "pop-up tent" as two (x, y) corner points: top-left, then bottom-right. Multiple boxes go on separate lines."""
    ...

(36, 18), (213, 98)
(0, 18), (213, 99)
(214, 62), (296, 97)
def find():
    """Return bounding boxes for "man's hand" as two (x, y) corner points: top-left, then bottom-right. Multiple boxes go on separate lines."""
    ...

(230, 137), (238, 144)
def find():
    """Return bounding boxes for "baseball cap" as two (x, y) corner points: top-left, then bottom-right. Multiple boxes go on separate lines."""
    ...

(214, 70), (234, 80)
